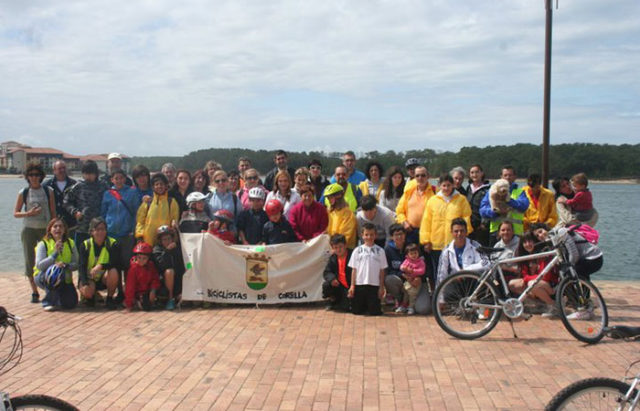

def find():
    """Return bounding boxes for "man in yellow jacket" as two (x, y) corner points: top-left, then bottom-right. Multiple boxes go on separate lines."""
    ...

(324, 184), (357, 249)
(523, 173), (557, 231)
(136, 174), (180, 246)
(395, 166), (436, 244)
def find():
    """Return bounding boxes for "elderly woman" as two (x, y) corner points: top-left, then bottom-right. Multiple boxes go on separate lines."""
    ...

(207, 170), (242, 223)
(466, 164), (491, 246)
(450, 166), (467, 196)
(265, 170), (301, 218)
(288, 185), (328, 241)
(359, 161), (384, 200)
(237, 168), (267, 209)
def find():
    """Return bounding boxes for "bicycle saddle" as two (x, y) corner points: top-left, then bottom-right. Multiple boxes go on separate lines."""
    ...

(476, 246), (505, 255)
(604, 325), (640, 340)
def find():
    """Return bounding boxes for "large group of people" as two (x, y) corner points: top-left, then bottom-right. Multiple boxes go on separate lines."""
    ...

(14, 150), (601, 316)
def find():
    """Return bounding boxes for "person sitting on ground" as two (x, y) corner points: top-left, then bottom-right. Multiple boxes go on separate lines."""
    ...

(356, 195), (395, 248)
(557, 172), (598, 227)
(78, 217), (120, 310)
(493, 220), (520, 277)
(207, 210), (237, 245)
(135, 173), (180, 246)
(396, 243), (425, 315)
(14, 161), (57, 303)
(179, 192), (211, 233)
(308, 159), (329, 202)
(347, 223), (388, 316)
(384, 223), (407, 309)
(265, 170), (301, 219)
(378, 166), (406, 213)
(125, 242), (160, 311)
(436, 218), (487, 286)
(522, 173), (557, 231)
(152, 225), (184, 310)
(324, 184), (357, 249)
(322, 234), (353, 312)
(395, 165), (435, 244)
(359, 161), (384, 200)
(261, 199), (297, 245)
(237, 188), (269, 245)
(33, 218), (79, 311)
(288, 185), (328, 242)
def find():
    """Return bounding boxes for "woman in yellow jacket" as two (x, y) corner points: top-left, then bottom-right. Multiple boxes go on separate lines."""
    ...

(136, 174), (180, 246)
(419, 174), (472, 288)
(324, 184), (357, 249)
(522, 173), (558, 231)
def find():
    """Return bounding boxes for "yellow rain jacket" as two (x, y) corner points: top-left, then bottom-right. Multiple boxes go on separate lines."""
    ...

(523, 186), (558, 231)
(395, 183), (436, 228)
(135, 193), (180, 246)
(327, 206), (357, 249)
(419, 192), (472, 251)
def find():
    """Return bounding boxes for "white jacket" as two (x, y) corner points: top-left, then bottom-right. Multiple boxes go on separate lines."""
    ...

(437, 238), (488, 285)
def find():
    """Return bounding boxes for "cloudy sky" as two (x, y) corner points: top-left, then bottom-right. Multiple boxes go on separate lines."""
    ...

(0, 0), (638, 157)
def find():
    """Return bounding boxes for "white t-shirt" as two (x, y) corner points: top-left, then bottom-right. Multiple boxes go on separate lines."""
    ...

(348, 243), (388, 286)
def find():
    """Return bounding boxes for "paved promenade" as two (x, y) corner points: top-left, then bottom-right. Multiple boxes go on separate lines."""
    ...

(1, 272), (638, 410)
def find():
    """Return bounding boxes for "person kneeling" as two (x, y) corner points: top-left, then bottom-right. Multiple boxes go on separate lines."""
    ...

(322, 234), (352, 312)
(125, 242), (160, 311)
(153, 225), (185, 310)
(397, 243), (425, 315)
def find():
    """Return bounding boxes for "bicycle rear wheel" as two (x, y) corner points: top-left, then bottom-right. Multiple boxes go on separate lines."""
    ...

(433, 271), (502, 340)
(556, 277), (608, 344)
(10, 394), (79, 410)
(544, 377), (635, 410)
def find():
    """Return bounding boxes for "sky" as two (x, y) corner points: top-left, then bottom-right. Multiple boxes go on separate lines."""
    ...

(0, 0), (638, 157)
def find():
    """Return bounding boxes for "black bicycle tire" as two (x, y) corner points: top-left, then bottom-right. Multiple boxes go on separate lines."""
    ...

(10, 394), (79, 411)
(556, 277), (608, 344)
(544, 377), (634, 410)
(432, 270), (502, 340)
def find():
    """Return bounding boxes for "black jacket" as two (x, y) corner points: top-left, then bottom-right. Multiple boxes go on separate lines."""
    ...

(322, 249), (353, 287)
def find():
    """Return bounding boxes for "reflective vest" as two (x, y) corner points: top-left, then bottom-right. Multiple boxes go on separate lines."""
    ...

(33, 238), (74, 284)
(84, 237), (116, 271)
(489, 187), (525, 235)
(325, 183), (359, 212)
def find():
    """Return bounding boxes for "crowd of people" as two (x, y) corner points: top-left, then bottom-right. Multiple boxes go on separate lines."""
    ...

(13, 150), (602, 316)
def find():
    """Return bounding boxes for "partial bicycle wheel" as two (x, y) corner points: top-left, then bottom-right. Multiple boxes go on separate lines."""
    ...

(432, 270), (502, 340)
(10, 394), (79, 411)
(545, 377), (635, 410)
(556, 277), (608, 344)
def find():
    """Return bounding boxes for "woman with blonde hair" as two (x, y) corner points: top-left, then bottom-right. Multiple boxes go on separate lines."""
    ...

(265, 170), (301, 218)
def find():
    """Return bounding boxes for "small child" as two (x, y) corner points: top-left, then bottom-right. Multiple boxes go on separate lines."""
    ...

(347, 223), (388, 315)
(397, 243), (425, 315)
(559, 173), (595, 223)
(237, 188), (269, 245)
(207, 209), (237, 245)
(152, 225), (185, 310)
(179, 192), (211, 233)
(125, 242), (161, 311)
(135, 173), (180, 246)
(322, 234), (353, 311)
(261, 199), (297, 245)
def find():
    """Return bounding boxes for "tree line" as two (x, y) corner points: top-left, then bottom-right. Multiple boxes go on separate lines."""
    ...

(131, 143), (640, 180)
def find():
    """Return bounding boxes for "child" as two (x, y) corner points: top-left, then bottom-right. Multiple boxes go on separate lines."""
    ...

(396, 243), (425, 315)
(347, 223), (388, 315)
(558, 173), (595, 223)
(207, 209), (237, 244)
(261, 199), (297, 245)
(237, 187), (269, 245)
(179, 191), (211, 233)
(322, 234), (353, 311)
(135, 173), (180, 246)
(152, 225), (185, 310)
(125, 242), (161, 311)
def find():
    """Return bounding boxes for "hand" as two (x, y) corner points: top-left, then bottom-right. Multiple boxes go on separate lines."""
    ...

(377, 286), (385, 299)
(55, 262), (65, 268)
(423, 242), (433, 253)
(166, 242), (177, 250)
(410, 277), (421, 288)
(29, 206), (42, 216)
(402, 221), (412, 231)
(331, 279), (339, 287)
(557, 197), (567, 204)
(347, 286), (355, 298)
(55, 240), (64, 253)
(142, 195), (152, 204)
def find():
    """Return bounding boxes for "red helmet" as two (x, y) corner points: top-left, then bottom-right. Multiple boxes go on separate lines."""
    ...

(213, 209), (234, 224)
(133, 242), (153, 255)
(265, 199), (283, 216)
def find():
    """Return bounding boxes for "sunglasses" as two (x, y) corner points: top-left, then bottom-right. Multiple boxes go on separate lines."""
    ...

(245, 176), (258, 180)
(215, 179), (228, 183)
(415, 174), (428, 178)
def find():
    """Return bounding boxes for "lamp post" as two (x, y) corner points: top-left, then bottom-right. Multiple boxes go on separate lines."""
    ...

(542, 0), (553, 187)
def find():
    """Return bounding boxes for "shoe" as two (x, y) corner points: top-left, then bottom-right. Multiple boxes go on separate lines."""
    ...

(384, 295), (395, 306)
(114, 293), (124, 304)
(166, 298), (176, 310)
(106, 297), (117, 310)
(43, 305), (57, 312)
(566, 309), (594, 321)
(541, 305), (560, 318)
(83, 295), (96, 307)
(31, 293), (40, 303)
(407, 307), (415, 315)
(395, 306), (407, 314)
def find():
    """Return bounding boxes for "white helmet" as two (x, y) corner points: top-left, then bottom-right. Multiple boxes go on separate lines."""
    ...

(248, 187), (266, 200)
(186, 191), (207, 207)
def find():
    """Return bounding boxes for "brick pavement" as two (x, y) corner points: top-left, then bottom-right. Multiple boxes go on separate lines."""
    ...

(0, 272), (638, 410)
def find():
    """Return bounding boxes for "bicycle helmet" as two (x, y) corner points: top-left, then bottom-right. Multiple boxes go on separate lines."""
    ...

(186, 191), (207, 207)
(405, 158), (420, 168)
(133, 242), (153, 255)
(213, 209), (234, 224)
(44, 265), (64, 289)
(265, 199), (283, 216)
(323, 183), (344, 197)
(156, 225), (173, 239)
(248, 187), (266, 200)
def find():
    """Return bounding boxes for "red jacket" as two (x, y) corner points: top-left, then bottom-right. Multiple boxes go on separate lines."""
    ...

(288, 201), (328, 241)
(207, 228), (237, 244)
(125, 260), (161, 308)
(521, 258), (558, 285)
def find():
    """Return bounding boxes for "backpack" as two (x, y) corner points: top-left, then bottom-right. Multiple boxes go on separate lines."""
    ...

(568, 224), (599, 244)
(21, 186), (51, 211)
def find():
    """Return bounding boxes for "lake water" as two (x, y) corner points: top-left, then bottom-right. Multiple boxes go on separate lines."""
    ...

(1, 177), (638, 280)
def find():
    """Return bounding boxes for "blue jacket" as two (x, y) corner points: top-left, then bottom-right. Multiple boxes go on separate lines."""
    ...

(479, 182), (530, 219)
(330, 169), (367, 186)
(384, 240), (405, 279)
(101, 185), (141, 239)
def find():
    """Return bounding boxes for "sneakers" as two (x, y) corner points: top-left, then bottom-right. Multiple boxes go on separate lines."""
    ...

(541, 305), (560, 318)
(31, 293), (40, 303)
(43, 305), (57, 312)
(106, 297), (117, 310)
(166, 298), (176, 310)
(407, 307), (415, 315)
(566, 309), (594, 321)
(394, 305), (407, 313)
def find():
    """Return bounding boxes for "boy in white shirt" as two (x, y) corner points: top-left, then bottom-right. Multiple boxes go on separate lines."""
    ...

(348, 223), (388, 315)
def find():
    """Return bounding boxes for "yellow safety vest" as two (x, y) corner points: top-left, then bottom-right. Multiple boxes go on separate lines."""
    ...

(489, 187), (525, 235)
(33, 238), (75, 284)
(325, 183), (359, 212)
(84, 237), (116, 270)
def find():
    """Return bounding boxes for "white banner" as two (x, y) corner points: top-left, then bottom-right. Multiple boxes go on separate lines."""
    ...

(180, 233), (332, 304)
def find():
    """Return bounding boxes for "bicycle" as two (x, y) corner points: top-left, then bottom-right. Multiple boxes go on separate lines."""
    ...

(544, 326), (640, 410)
(0, 306), (79, 411)
(432, 227), (608, 343)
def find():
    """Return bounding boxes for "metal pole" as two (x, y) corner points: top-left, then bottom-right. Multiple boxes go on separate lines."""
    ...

(542, 0), (553, 187)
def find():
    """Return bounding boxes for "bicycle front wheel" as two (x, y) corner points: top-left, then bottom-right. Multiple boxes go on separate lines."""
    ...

(544, 377), (635, 410)
(433, 271), (502, 340)
(556, 277), (608, 344)
(10, 394), (79, 411)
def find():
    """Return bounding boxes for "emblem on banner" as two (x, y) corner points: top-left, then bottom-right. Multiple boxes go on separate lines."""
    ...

(245, 253), (270, 290)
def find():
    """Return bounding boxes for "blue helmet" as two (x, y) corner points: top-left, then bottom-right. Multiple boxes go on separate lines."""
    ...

(44, 265), (64, 289)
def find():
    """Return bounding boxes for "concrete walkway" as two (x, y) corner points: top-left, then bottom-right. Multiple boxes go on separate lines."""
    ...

(1, 273), (638, 410)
